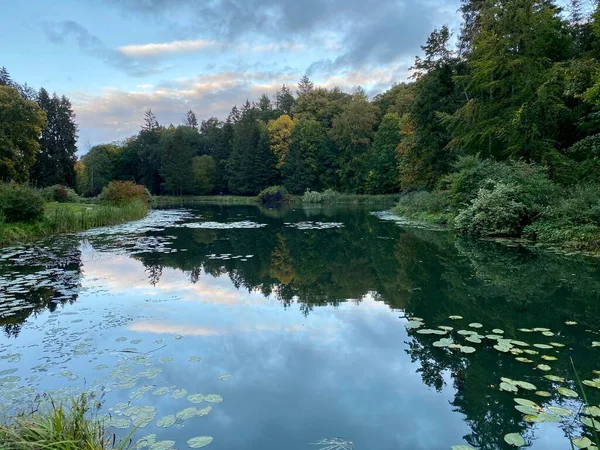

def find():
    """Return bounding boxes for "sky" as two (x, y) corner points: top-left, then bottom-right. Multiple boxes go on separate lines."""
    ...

(2, 0), (462, 149)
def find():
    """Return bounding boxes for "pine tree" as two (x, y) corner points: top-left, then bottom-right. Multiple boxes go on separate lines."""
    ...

(365, 113), (402, 194)
(275, 85), (295, 116)
(297, 74), (314, 96)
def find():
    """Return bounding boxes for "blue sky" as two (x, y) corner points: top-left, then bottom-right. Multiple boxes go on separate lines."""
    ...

(3, 0), (463, 148)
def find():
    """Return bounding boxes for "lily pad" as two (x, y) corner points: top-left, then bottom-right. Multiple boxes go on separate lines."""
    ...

(451, 446), (475, 450)
(438, 326), (454, 331)
(187, 436), (214, 448)
(541, 355), (558, 361)
(504, 433), (525, 447)
(469, 323), (483, 328)
(537, 364), (551, 371)
(204, 394), (223, 403)
(149, 441), (176, 450)
(515, 358), (533, 363)
(433, 338), (454, 348)
(153, 387), (170, 396)
(514, 381), (537, 391)
(514, 398), (538, 408)
(548, 406), (573, 417)
(156, 415), (176, 428)
(572, 437), (593, 449)
(593, 342), (600, 348)
(542, 331), (555, 337)
(189, 356), (202, 362)
(581, 416), (600, 431)
(550, 342), (565, 347)
(515, 405), (539, 415)
(565, 321), (578, 326)
(196, 406), (212, 416)
(583, 380), (600, 389)
(534, 344), (553, 350)
(500, 382), (518, 392)
(135, 434), (157, 448)
(558, 387), (579, 398)
(535, 391), (552, 397)
(404, 321), (424, 330)
(176, 407), (197, 421)
(544, 375), (565, 382)
(172, 388), (188, 399)
(449, 316), (463, 320)
(583, 406), (600, 417)
(460, 346), (476, 354)
(218, 374), (233, 381)
(465, 336), (482, 344)
(492, 329), (504, 334)
(188, 393), (205, 403)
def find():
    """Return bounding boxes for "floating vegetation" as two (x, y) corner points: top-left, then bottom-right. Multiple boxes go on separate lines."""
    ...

(544, 375), (565, 382)
(204, 394), (223, 403)
(159, 357), (173, 364)
(541, 355), (558, 361)
(468, 323), (483, 328)
(148, 440), (176, 450)
(218, 374), (232, 381)
(504, 433), (525, 447)
(172, 388), (188, 399)
(196, 406), (212, 416)
(129, 405), (157, 428)
(176, 407), (198, 421)
(557, 387), (579, 398)
(536, 364), (551, 371)
(535, 391), (552, 397)
(136, 433), (157, 448)
(183, 221), (267, 229)
(451, 446), (475, 450)
(156, 415), (176, 428)
(188, 393), (205, 403)
(187, 436), (214, 448)
(565, 321), (578, 325)
(310, 438), (354, 450)
(404, 321), (424, 330)
(572, 437), (593, 448)
(189, 356), (202, 362)
(152, 386), (170, 396)
(286, 221), (344, 230)
(449, 315), (463, 320)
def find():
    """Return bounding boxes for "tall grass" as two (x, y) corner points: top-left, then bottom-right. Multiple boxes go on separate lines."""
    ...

(0, 394), (133, 450)
(0, 201), (148, 245)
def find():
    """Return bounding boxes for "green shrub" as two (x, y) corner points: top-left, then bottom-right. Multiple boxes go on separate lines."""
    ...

(0, 184), (44, 223)
(98, 181), (150, 205)
(42, 184), (80, 203)
(302, 190), (323, 203)
(257, 186), (291, 204)
(454, 182), (528, 237)
(393, 190), (451, 224)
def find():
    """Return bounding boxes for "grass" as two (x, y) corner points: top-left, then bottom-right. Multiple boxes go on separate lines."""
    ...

(0, 201), (148, 246)
(0, 394), (133, 450)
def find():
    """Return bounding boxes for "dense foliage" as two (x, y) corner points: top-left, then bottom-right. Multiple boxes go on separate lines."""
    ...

(98, 181), (150, 206)
(0, 184), (44, 223)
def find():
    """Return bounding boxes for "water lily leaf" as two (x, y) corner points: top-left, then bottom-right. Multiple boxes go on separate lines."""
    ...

(558, 387), (579, 398)
(500, 382), (518, 392)
(514, 398), (538, 408)
(449, 315), (463, 320)
(535, 391), (552, 397)
(460, 346), (476, 354)
(116, 337), (127, 342)
(534, 344), (553, 349)
(515, 358), (533, 363)
(466, 336), (482, 344)
(515, 405), (539, 415)
(581, 416), (600, 431)
(149, 440), (176, 450)
(469, 323), (483, 328)
(523, 349), (539, 355)
(172, 388), (188, 399)
(417, 329), (446, 335)
(550, 342), (565, 347)
(108, 417), (130, 429)
(433, 338), (454, 348)
(189, 356), (202, 362)
(152, 387), (170, 396)
(544, 375), (565, 382)
(572, 437), (593, 449)
(583, 380), (600, 389)
(135, 434), (157, 448)
(439, 326), (454, 331)
(511, 341), (530, 347)
(405, 321), (424, 330)
(188, 393), (205, 403)
(204, 394), (223, 403)
(187, 436), (214, 448)
(565, 321), (578, 326)
(218, 374), (233, 381)
(156, 415), (176, 428)
(541, 355), (558, 361)
(548, 406), (573, 417)
(510, 348), (524, 355)
(542, 331), (555, 337)
(504, 433), (525, 447)
(583, 406), (600, 417)
(492, 329), (504, 334)
(458, 330), (476, 336)
(451, 446), (475, 450)
(413, 317), (424, 322)
(486, 334), (503, 340)
(159, 357), (173, 364)
(519, 328), (533, 333)
(537, 364), (551, 371)
(176, 407), (197, 421)
(533, 328), (550, 332)
(593, 342), (600, 348)
(494, 344), (512, 353)
(514, 381), (536, 390)
(501, 377), (517, 384)
(529, 413), (561, 423)
(196, 406), (212, 416)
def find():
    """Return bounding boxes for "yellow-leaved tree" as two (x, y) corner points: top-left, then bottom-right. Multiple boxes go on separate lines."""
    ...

(267, 114), (296, 169)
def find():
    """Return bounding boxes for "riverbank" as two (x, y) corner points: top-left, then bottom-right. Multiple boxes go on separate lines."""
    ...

(0, 201), (148, 246)
(154, 193), (401, 206)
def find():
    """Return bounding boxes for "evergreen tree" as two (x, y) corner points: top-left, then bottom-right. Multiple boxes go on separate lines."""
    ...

(160, 126), (199, 195)
(297, 74), (314, 96)
(275, 85), (295, 116)
(184, 110), (198, 129)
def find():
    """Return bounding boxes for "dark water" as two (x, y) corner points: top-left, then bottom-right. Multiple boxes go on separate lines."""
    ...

(1, 204), (600, 450)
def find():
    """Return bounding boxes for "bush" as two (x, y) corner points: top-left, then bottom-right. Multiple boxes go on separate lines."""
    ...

(393, 190), (451, 224)
(454, 182), (528, 237)
(98, 181), (150, 205)
(257, 186), (291, 204)
(0, 184), (44, 223)
(302, 190), (323, 203)
(42, 184), (80, 203)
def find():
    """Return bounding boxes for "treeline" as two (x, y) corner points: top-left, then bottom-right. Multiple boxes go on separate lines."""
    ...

(4, 0), (600, 200)
(76, 79), (402, 197)
(0, 68), (78, 187)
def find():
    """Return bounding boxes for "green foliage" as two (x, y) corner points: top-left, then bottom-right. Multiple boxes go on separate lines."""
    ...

(0, 393), (132, 450)
(98, 181), (150, 205)
(365, 113), (402, 194)
(79, 144), (122, 196)
(0, 183), (44, 223)
(454, 181), (528, 237)
(0, 86), (47, 183)
(41, 184), (80, 203)
(301, 189), (341, 203)
(257, 185), (291, 204)
(393, 190), (451, 224)
(160, 125), (200, 195)
(192, 155), (216, 194)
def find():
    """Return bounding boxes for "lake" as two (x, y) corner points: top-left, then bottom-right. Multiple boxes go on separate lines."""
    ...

(1, 204), (599, 450)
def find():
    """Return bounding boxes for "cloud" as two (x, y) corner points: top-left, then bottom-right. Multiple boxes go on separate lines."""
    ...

(100, 0), (458, 71)
(42, 20), (165, 77)
(119, 39), (220, 57)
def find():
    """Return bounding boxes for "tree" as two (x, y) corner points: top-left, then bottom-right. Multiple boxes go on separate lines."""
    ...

(160, 126), (200, 195)
(365, 113), (402, 194)
(297, 74), (314, 96)
(142, 109), (159, 131)
(267, 114), (296, 168)
(30, 90), (79, 187)
(329, 91), (377, 192)
(184, 110), (198, 129)
(275, 85), (295, 116)
(0, 86), (47, 182)
(257, 94), (276, 122)
(79, 144), (121, 195)
(192, 155), (216, 194)
(228, 106), (261, 194)
(292, 87), (350, 128)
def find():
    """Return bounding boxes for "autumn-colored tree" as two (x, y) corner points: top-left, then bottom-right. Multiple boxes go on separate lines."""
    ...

(267, 114), (296, 168)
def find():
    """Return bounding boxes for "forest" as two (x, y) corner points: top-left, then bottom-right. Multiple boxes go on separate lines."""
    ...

(3, 0), (600, 248)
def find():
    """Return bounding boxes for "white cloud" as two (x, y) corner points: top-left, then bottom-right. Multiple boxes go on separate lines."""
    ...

(118, 39), (220, 57)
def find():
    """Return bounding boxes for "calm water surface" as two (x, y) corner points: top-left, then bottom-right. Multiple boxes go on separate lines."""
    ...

(1, 204), (599, 450)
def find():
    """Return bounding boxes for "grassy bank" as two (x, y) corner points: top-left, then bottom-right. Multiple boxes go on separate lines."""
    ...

(0, 201), (148, 246)
(0, 394), (132, 450)
(154, 192), (401, 206)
